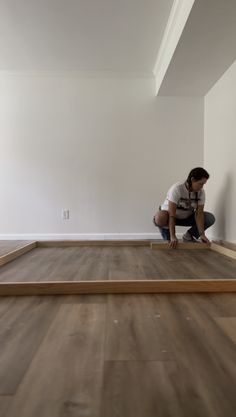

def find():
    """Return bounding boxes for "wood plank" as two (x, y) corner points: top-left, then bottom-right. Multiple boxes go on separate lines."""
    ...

(108, 246), (146, 280)
(0, 296), (60, 395)
(208, 294), (236, 317)
(179, 249), (236, 279)
(1, 246), (236, 283)
(0, 395), (12, 417)
(101, 361), (185, 417)
(1, 294), (236, 417)
(102, 294), (236, 417)
(0, 242), (37, 267)
(0, 241), (34, 256)
(213, 240), (236, 251)
(214, 317), (236, 344)
(105, 294), (174, 360)
(211, 242), (236, 260)
(37, 240), (150, 247)
(146, 249), (206, 279)
(152, 294), (236, 416)
(1, 279), (236, 296)
(151, 241), (209, 249)
(4, 300), (105, 417)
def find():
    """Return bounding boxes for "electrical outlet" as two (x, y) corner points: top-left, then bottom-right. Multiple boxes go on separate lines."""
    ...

(62, 209), (70, 220)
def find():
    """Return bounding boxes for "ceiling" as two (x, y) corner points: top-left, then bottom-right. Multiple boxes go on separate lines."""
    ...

(158, 0), (236, 96)
(0, 0), (235, 96)
(0, 0), (173, 74)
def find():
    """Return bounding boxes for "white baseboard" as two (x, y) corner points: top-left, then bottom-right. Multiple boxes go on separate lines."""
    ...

(0, 233), (183, 241)
(0, 233), (170, 241)
(2, 233), (235, 243)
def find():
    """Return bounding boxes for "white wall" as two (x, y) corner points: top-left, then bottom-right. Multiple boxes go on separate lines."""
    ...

(0, 74), (204, 239)
(204, 60), (236, 243)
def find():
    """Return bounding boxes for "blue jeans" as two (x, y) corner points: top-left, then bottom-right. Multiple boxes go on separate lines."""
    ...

(154, 211), (215, 241)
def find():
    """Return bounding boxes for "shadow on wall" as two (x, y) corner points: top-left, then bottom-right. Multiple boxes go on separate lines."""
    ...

(214, 173), (232, 240)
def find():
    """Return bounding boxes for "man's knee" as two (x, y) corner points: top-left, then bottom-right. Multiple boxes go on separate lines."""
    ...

(154, 211), (169, 227)
(204, 212), (215, 227)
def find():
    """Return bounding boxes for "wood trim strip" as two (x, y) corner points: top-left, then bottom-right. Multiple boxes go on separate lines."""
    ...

(37, 240), (151, 248)
(0, 242), (37, 267)
(151, 242), (209, 250)
(212, 240), (236, 252)
(1, 279), (236, 296)
(210, 242), (236, 260)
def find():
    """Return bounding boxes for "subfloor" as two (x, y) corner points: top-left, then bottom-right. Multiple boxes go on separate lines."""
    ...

(1, 293), (236, 417)
(0, 246), (236, 282)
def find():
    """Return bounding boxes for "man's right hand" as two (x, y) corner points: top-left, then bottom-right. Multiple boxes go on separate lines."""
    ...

(169, 236), (178, 249)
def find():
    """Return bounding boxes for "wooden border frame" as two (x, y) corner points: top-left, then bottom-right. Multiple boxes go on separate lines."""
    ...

(211, 242), (236, 260)
(37, 240), (151, 248)
(0, 242), (37, 267)
(1, 279), (236, 296)
(151, 242), (208, 250)
(0, 240), (236, 295)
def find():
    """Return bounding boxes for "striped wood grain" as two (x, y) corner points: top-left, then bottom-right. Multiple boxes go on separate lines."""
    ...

(0, 242), (37, 267)
(211, 242), (236, 260)
(1, 279), (236, 296)
(151, 242), (209, 250)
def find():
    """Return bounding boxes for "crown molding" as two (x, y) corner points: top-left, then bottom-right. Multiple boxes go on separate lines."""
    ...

(153, 0), (195, 95)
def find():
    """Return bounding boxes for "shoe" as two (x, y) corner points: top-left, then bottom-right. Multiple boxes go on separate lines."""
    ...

(182, 231), (196, 242)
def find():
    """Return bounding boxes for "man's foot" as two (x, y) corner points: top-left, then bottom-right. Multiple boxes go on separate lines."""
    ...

(182, 231), (196, 242)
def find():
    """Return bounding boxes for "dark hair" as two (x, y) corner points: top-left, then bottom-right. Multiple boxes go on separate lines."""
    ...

(186, 167), (209, 188)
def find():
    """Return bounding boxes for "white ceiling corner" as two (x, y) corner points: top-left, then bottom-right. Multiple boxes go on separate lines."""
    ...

(153, 0), (195, 96)
(158, 0), (236, 96)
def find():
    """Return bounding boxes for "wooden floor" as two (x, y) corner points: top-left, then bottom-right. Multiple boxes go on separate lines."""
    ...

(0, 241), (34, 257)
(1, 242), (236, 415)
(0, 246), (236, 282)
(0, 293), (236, 417)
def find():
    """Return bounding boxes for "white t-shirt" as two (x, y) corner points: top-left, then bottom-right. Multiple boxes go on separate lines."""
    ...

(161, 182), (205, 219)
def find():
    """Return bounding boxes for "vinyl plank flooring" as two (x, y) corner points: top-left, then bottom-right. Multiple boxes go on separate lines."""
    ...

(75, 247), (110, 280)
(0, 296), (60, 395)
(0, 297), (16, 319)
(105, 294), (174, 361)
(153, 295), (236, 417)
(108, 247), (145, 280)
(102, 293), (236, 417)
(0, 241), (33, 257)
(61, 294), (106, 304)
(1, 294), (236, 417)
(0, 248), (59, 282)
(209, 294), (236, 316)
(150, 250), (201, 279)
(135, 248), (178, 279)
(166, 293), (236, 318)
(186, 250), (236, 279)
(4, 298), (106, 417)
(101, 360), (188, 417)
(214, 317), (236, 344)
(0, 395), (12, 417)
(127, 247), (195, 279)
(101, 357), (230, 417)
(0, 246), (236, 283)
